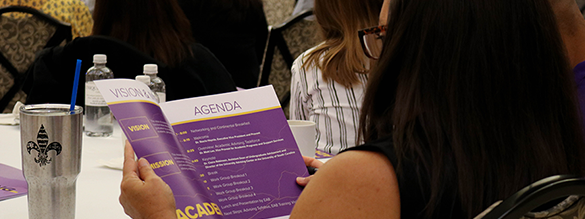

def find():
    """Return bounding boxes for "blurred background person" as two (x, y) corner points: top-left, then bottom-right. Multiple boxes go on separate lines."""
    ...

(1, 0), (93, 38)
(289, 0), (383, 154)
(549, 0), (585, 133)
(92, 0), (194, 68)
(177, 0), (268, 89)
(91, 0), (236, 100)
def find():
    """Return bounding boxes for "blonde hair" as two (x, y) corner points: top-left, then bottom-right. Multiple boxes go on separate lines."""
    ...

(302, 0), (383, 87)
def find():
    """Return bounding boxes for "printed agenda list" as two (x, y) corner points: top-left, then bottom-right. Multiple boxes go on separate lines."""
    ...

(170, 109), (304, 218)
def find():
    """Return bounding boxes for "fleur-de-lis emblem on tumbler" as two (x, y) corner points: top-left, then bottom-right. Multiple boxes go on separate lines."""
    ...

(27, 125), (62, 166)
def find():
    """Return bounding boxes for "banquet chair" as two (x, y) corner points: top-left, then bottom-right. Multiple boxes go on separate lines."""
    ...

(258, 9), (320, 117)
(477, 175), (585, 219)
(0, 6), (72, 113)
(262, 0), (296, 25)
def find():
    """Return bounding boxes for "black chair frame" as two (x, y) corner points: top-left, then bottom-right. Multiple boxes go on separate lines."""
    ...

(481, 175), (585, 219)
(258, 9), (313, 108)
(0, 6), (72, 111)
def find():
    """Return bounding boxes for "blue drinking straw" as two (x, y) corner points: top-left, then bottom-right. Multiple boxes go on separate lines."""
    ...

(70, 59), (82, 112)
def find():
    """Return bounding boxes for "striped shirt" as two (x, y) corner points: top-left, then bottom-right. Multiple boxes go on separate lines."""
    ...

(290, 48), (368, 154)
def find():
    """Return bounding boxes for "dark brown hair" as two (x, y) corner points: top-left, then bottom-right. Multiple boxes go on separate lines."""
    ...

(92, 0), (194, 67)
(302, 0), (383, 87)
(359, 0), (585, 217)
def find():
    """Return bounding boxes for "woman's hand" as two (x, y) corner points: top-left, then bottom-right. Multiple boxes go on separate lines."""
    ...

(119, 141), (176, 219)
(296, 156), (324, 186)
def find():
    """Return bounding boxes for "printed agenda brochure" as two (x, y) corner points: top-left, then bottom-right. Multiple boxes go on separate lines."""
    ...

(95, 79), (308, 219)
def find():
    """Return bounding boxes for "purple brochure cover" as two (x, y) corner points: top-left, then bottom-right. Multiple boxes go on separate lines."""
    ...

(96, 80), (307, 219)
(96, 80), (223, 219)
(161, 86), (308, 219)
(0, 163), (27, 201)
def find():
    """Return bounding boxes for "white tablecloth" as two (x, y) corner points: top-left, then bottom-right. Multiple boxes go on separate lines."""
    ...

(0, 123), (129, 219)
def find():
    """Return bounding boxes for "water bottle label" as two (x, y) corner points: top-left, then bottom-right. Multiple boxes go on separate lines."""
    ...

(85, 82), (108, 106)
(157, 92), (166, 103)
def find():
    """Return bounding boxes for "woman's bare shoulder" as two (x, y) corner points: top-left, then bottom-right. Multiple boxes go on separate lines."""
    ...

(290, 150), (401, 218)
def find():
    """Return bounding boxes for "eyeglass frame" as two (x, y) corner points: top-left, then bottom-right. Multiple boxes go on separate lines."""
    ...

(358, 25), (387, 60)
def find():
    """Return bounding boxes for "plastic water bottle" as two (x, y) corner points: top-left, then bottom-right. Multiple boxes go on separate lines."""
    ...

(135, 75), (160, 103)
(143, 64), (166, 103)
(85, 54), (114, 137)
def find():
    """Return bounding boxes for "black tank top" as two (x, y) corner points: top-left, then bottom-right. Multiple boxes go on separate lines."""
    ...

(341, 137), (465, 218)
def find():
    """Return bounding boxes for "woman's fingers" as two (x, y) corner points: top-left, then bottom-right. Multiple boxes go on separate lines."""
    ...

(303, 156), (324, 168)
(296, 175), (314, 186)
(122, 141), (139, 179)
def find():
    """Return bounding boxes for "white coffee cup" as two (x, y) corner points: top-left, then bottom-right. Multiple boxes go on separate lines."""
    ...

(288, 120), (316, 158)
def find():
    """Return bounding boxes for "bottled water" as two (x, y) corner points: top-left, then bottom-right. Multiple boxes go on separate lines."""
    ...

(85, 54), (114, 137)
(143, 64), (166, 103)
(135, 75), (159, 103)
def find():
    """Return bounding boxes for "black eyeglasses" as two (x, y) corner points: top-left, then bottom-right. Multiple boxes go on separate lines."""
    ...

(358, 25), (387, 60)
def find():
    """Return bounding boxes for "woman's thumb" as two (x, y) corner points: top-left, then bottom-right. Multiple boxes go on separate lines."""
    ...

(137, 158), (157, 181)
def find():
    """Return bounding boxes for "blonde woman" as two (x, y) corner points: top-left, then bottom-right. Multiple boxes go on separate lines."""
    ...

(290, 0), (383, 154)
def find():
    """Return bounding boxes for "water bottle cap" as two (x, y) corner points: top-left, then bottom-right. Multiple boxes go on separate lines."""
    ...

(143, 64), (158, 74)
(135, 75), (150, 84)
(93, 54), (107, 63)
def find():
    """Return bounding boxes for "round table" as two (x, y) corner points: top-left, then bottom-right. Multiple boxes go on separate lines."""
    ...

(0, 123), (129, 219)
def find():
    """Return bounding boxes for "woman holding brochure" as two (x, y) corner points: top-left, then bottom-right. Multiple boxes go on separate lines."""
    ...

(119, 0), (585, 218)
(291, 0), (585, 218)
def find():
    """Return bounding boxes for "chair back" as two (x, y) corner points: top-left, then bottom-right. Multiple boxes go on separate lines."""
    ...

(262, 0), (296, 25)
(0, 6), (71, 112)
(258, 9), (320, 117)
(479, 175), (585, 219)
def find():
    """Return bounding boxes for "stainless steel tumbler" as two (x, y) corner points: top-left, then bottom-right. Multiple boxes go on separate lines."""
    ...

(20, 104), (83, 219)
